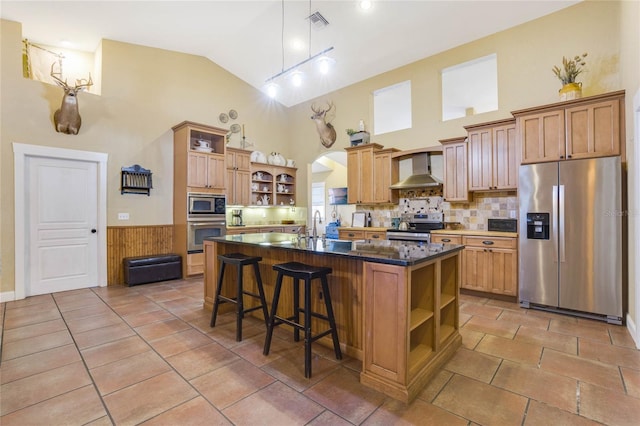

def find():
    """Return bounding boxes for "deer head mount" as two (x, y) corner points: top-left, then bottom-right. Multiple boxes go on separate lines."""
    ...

(50, 63), (93, 135)
(310, 101), (337, 148)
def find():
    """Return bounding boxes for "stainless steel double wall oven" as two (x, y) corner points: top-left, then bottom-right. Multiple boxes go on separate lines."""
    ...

(187, 193), (226, 252)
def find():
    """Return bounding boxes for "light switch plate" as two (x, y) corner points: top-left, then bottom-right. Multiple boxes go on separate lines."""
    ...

(118, 213), (129, 220)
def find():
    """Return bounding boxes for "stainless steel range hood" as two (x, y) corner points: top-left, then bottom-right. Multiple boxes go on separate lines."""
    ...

(389, 152), (442, 189)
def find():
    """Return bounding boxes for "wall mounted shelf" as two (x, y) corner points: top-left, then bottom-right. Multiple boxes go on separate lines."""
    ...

(121, 164), (153, 195)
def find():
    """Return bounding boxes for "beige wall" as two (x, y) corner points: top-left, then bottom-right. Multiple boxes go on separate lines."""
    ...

(2, 1), (638, 334)
(1, 19), (291, 294)
(287, 1), (637, 332)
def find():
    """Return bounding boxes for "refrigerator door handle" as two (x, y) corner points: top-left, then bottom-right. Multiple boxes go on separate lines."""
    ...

(553, 185), (559, 263)
(559, 184), (566, 263)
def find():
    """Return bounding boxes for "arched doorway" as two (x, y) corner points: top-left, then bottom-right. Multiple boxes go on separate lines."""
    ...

(308, 151), (354, 236)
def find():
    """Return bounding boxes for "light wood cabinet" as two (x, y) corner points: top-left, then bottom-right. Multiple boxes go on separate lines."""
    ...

(514, 91), (624, 164)
(172, 121), (228, 277)
(250, 164), (297, 206)
(364, 230), (386, 240)
(465, 119), (517, 191)
(361, 251), (462, 402)
(440, 136), (468, 202)
(461, 236), (517, 296)
(186, 153), (226, 191)
(431, 234), (462, 245)
(339, 229), (365, 240)
(373, 148), (400, 204)
(346, 143), (383, 204)
(226, 148), (251, 205)
(187, 252), (204, 276)
(339, 228), (387, 241)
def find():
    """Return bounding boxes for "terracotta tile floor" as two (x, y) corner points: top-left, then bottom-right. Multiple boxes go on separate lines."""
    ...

(1, 279), (639, 425)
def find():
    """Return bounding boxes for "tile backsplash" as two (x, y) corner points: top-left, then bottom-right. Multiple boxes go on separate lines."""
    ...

(442, 191), (517, 230)
(359, 190), (517, 230)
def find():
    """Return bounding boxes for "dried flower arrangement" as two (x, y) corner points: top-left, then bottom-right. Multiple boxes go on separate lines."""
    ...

(552, 53), (588, 85)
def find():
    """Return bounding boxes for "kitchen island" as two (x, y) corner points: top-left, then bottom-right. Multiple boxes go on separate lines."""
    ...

(203, 233), (463, 402)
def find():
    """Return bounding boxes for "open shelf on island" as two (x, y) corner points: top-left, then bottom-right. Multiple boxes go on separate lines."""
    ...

(410, 308), (434, 331)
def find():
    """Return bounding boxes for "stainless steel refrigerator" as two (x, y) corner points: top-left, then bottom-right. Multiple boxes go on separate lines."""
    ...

(518, 156), (623, 324)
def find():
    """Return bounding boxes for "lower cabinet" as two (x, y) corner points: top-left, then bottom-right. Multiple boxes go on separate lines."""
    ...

(338, 228), (386, 240)
(361, 251), (462, 403)
(432, 233), (517, 296)
(187, 252), (204, 276)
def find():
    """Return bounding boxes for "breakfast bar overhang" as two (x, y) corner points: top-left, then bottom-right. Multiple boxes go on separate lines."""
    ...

(203, 233), (464, 402)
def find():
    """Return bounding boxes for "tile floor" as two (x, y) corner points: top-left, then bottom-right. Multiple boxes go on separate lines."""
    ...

(1, 278), (639, 425)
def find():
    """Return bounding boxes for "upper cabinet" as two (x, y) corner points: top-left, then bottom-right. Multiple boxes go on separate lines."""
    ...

(373, 148), (400, 204)
(514, 91), (624, 164)
(465, 118), (518, 191)
(226, 148), (251, 205)
(346, 143), (383, 204)
(187, 153), (225, 190)
(173, 121), (227, 194)
(346, 143), (400, 205)
(440, 136), (468, 202)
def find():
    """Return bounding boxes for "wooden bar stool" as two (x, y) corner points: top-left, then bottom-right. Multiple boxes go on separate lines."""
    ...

(263, 261), (342, 378)
(210, 253), (269, 342)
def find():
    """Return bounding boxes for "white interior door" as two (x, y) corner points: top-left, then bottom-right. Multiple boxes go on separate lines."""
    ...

(27, 156), (99, 296)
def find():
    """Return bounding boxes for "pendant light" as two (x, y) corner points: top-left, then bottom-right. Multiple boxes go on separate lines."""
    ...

(265, 0), (334, 100)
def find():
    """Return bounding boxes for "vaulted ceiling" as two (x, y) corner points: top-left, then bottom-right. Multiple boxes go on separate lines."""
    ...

(2, 1), (580, 107)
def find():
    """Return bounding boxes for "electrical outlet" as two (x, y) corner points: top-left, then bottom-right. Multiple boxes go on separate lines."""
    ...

(510, 211), (517, 219)
(118, 212), (129, 220)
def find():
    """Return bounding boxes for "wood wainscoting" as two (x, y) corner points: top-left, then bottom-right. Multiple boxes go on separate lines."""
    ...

(107, 225), (174, 285)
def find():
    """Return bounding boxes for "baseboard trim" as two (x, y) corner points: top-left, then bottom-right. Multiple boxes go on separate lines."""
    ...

(626, 313), (639, 349)
(0, 291), (16, 303)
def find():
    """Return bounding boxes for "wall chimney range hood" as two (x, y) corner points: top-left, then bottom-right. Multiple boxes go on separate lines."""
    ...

(389, 152), (442, 189)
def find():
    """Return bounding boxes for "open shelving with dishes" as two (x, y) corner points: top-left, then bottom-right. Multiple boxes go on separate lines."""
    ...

(250, 163), (296, 206)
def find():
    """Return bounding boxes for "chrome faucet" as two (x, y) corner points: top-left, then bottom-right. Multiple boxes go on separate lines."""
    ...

(312, 210), (322, 242)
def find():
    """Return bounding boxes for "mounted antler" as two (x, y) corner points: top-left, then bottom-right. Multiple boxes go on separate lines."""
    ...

(50, 63), (93, 135)
(310, 101), (337, 148)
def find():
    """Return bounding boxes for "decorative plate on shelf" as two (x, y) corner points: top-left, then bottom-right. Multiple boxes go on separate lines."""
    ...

(250, 150), (267, 163)
(230, 123), (241, 133)
(194, 146), (214, 153)
(228, 109), (238, 120)
(218, 113), (229, 123)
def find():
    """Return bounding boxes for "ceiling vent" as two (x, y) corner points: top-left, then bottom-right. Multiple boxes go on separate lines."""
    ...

(307, 11), (329, 29)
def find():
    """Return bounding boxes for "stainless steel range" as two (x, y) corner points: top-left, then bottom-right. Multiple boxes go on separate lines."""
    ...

(387, 213), (444, 243)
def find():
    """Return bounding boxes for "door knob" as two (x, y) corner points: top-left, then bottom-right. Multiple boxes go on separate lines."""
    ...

(91, 229), (97, 233)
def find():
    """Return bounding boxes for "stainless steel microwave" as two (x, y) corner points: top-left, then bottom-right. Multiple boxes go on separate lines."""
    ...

(188, 193), (226, 218)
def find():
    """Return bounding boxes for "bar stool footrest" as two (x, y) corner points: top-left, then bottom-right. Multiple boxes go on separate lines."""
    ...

(272, 315), (305, 331)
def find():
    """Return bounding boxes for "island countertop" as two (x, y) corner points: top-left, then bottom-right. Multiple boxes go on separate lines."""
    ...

(204, 232), (464, 402)
(207, 233), (463, 266)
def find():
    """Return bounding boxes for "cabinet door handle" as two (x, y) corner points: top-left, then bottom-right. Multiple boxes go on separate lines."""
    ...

(372, 235), (379, 239)
(560, 155), (565, 159)
(442, 238), (451, 242)
(567, 155), (572, 159)
(348, 233), (355, 237)
(482, 240), (494, 245)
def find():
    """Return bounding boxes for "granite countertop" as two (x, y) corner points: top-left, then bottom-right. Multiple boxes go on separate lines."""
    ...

(227, 223), (305, 229)
(207, 233), (463, 267)
(431, 229), (518, 238)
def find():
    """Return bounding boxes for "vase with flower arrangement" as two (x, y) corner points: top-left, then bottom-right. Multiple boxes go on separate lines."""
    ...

(553, 53), (588, 101)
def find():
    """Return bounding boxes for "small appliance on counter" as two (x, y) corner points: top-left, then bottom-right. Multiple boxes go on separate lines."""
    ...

(487, 218), (517, 233)
(230, 209), (243, 226)
(325, 221), (340, 239)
